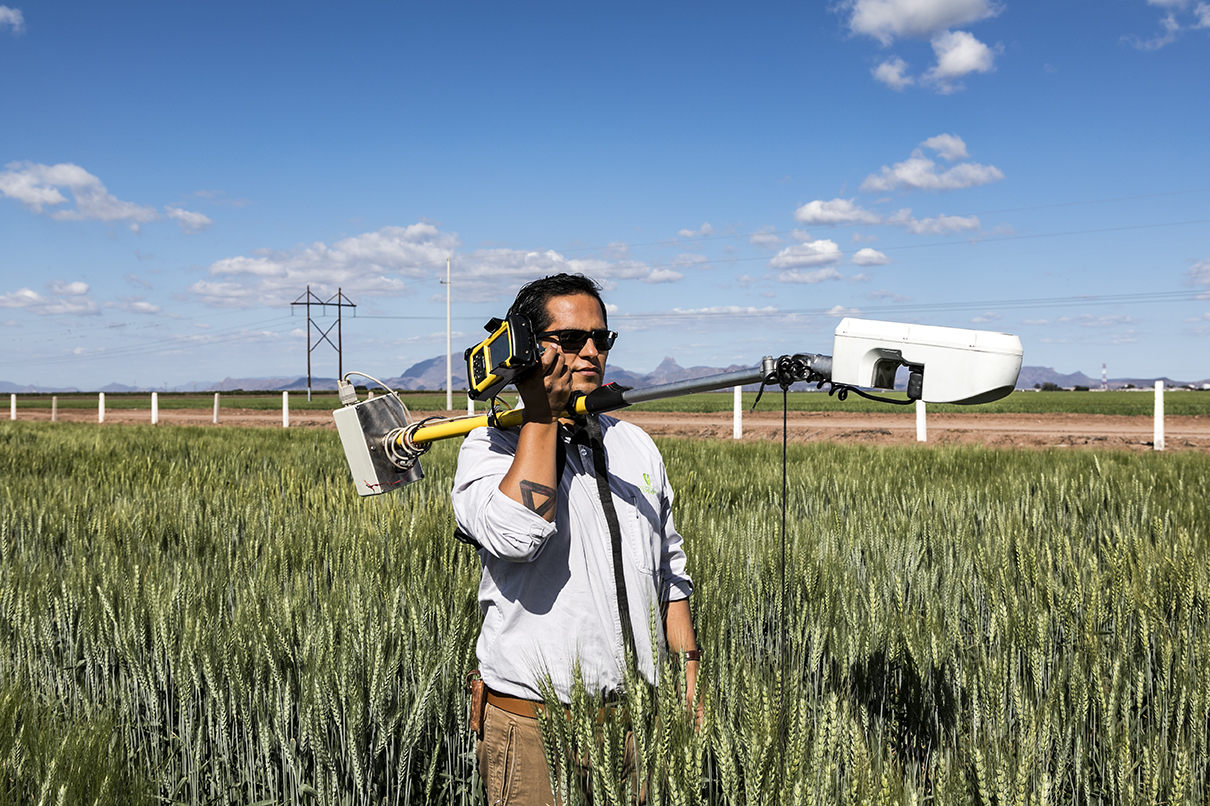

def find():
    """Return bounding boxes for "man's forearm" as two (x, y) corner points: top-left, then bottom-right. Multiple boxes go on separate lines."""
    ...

(498, 419), (560, 521)
(664, 598), (702, 723)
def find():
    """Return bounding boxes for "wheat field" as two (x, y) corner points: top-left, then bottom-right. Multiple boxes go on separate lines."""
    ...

(1, 422), (1206, 804)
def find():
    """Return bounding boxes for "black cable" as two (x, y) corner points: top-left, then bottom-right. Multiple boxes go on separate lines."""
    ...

(779, 383), (789, 794)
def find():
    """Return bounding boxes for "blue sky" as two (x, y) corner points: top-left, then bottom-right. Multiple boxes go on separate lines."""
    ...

(2, 0), (1208, 390)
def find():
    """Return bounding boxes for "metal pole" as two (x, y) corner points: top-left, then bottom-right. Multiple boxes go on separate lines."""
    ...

(732, 386), (742, 439)
(213, 392), (220, 425)
(338, 286), (343, 387)
(152, 391), (158, 425)
(446, 256), (453, 412)
(1154, 380), (1164, 451)
(306, 285), (313, 402)
(621, 363), (774, 405)
(283, 391), (290, 429)
(98, 392), (105, 424)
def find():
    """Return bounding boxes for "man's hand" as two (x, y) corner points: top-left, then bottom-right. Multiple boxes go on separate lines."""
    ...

(516, 342), (571, 423)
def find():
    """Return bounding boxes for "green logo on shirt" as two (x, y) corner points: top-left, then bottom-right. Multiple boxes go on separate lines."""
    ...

(640, 473), (657, 495)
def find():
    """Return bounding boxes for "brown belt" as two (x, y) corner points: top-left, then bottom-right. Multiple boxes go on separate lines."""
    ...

(485, 689), (625, 723)
(485, 689), (545, 720)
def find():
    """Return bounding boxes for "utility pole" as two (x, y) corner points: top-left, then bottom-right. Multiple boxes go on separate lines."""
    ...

(444, 256), (452, 411)
(291, 286), (356, 401)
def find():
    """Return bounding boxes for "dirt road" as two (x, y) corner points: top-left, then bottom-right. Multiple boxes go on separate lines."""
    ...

(15, 406), (1209, 452)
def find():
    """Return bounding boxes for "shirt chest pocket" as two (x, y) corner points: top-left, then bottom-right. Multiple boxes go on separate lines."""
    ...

(623, 491), (658, 574)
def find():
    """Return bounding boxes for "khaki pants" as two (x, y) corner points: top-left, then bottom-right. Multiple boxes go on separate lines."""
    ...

(477, 701), (638, 806)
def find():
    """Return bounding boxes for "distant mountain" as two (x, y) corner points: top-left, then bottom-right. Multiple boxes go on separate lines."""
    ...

(1015, 367), (1099, 390)
(382, 355), (469, 391)
(0, 381), (81, 393)
(1014, 367), (1206, 390)
(208, 376), (319, 392)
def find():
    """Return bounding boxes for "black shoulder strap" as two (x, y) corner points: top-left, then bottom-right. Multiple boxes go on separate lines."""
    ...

(584, 414), (638, 672)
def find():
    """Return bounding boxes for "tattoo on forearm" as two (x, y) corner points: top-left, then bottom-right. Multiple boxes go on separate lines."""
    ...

(518, 480), (556, 516)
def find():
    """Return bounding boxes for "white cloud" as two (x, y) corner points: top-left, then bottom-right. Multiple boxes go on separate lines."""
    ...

(644, 268), (685, 283)
(920, 133), (969, 161)
(852, 248), (891, 266)
(190, 222), (683, 309)
(860, 137), (1004, 192)
(886, 208), (982, 234)
(0, 161), (160, 231)
(868, 289), (912, 302)
(769, 239), (844, 269)
(670, 253), (708, 268)
(749, 225), (782, 248)
(1, 320), (16, 327)
(778, 268), (845, 284)
(1127, 0), (1209, 48)
(872, 57), (915, 89)
(794, 198), (882, 225)
(1187, 258), (1210, 286)
(108, 295), (162, 315)
(923, 30), (999, 92)
(676, 223), (714, 238)
(189, 223), (460, 308)
(970, 311), (1002, 323)
(668, 305), (780, 316)
(1021, 319), (1049, 325)
(165, 206), (212, 233)
(839, 1), (1001, 91)
(842, 0), (1000, 44)
(826, 305), (862, 317)
(1057, 314), (1137, 328)
(0, 280), (98, 316)
(0, 6), (23, 34)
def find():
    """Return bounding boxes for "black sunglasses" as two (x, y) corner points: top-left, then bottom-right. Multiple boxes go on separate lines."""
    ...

(536, 328), (617, 352)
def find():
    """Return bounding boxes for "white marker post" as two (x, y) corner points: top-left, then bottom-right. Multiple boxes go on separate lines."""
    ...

(213, 393), (220, 425)
(1154, 380), (1164, 451)
(51, 396), (57, 422)
(733, 386), (743, 439)
(151, 392), (159, 425)
(468, 394), (474, 416)
(282, 391), (290, 429)
(8, 394), (13, 421)
(916, 400), (927, 443)
(98, 393), (105, 424)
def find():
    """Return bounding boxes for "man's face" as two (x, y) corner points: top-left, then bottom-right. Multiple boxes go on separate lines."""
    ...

(540, 293), (609, 396)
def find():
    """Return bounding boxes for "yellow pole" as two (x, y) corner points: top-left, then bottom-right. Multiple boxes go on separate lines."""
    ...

(406, 407), (526, 445)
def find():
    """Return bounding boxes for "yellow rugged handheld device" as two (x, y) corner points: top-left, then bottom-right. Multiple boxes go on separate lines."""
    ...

(464, 315), (541, 401)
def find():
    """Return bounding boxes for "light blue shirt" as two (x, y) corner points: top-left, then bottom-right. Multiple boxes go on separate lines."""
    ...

(451, 415), (693, 703)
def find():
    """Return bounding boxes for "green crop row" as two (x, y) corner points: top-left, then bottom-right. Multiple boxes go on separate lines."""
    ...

(0, 422), (1207, 804)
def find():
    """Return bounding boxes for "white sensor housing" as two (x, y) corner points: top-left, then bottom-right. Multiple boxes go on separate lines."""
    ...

(832, 318), (1023, 404)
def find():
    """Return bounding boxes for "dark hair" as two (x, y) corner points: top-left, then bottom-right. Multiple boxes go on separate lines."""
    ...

(507, 273), (608, 333)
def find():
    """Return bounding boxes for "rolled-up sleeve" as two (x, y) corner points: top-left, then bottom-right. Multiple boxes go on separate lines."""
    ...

(451, 428), (557, 562)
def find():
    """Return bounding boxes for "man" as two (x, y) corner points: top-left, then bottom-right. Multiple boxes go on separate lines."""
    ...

(451, 273), (700, 805)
